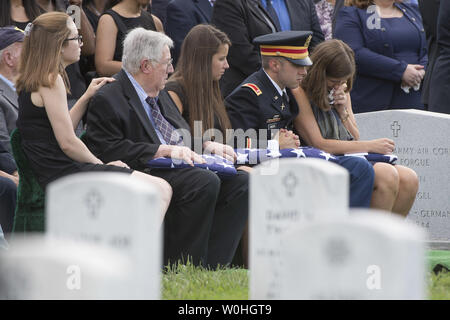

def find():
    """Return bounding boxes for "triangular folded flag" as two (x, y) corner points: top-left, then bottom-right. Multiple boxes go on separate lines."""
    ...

(235, 147), (339, 165)
(235, 147), (397, 165)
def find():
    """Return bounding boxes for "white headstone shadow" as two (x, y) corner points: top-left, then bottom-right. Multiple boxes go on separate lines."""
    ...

(46, 172), (162, 299)
(278, 209), (426, 300)
(250, 158), (349, 299)
(0, 235), (130, 299)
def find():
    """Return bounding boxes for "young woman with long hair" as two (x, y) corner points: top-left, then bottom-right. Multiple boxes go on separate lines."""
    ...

(293, 39), (419, 216)
(166, 24), (249, 266)
(166, 24), (236, 162)
(16, 12), (171, 224)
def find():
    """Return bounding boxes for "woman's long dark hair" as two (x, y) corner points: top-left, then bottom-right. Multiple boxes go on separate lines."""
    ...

(168, 24), (232, 136)
(0, 0), (43, 27)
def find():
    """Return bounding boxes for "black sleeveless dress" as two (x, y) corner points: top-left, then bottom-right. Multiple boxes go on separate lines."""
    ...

(16, 91), (133, 188)
(103, 9), (157, 62)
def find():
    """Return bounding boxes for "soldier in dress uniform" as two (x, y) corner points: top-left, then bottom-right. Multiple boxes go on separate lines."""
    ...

(225, 30), (375, 208)
(225, 30), (312, 149)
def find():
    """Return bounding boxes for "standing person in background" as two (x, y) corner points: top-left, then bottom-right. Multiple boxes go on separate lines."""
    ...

(95, 0), (163, 76)
(211, 0), (324, 98)
(418, 0), (440, 109)
(314, 0), (351, 39)
(428, 0), (450, 114)
(166, 0), (214, 66)
(148, 0), (169, 28)
(334, 0), (427, 113)
(0, 0), (44, 30)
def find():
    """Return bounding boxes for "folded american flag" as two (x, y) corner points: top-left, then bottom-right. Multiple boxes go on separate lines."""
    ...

(236, 147), (339, 165)
(235, 147), (397, 165)
(147, 154), (237, 178)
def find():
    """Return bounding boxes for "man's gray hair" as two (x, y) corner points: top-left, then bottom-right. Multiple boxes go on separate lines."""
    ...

(122, 27), (174, 74)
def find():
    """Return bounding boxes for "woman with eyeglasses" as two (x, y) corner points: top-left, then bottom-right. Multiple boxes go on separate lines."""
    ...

(293, 39), (418, 217)
(15, 12), (172, 226)
(95, 0), (163, 76)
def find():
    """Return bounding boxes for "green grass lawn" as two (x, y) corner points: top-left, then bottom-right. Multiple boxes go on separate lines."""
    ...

(162, 251), (450, 300)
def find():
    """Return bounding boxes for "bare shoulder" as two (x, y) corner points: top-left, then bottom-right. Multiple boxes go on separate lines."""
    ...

(38, 74), (67, 105)
(97, 13), (118, 32)
(167, 90), (183, 114)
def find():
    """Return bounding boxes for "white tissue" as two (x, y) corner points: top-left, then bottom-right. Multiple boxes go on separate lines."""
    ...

(401, 83), (421, 94)
(328, 88), (335, 105)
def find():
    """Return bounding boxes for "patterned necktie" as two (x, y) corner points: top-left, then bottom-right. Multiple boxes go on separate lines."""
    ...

(146, 96), (180, 145)
(281, 92), (289, 111)
(264, 0), (282, 31)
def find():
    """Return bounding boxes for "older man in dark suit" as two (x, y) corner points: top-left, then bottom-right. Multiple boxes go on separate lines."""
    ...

(166, 0), (214, 65)
(0, 27), (24, 154)
(85, 28), (248, 268)
(211, 0), (324, 97)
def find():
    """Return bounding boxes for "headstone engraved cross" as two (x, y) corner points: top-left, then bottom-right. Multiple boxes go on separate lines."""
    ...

(355, 110), (450, 242)
(46, 172), (162, 299)
(250, 158), (349, 299)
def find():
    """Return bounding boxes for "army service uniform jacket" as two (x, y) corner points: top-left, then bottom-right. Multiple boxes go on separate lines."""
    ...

(225, 68), (299, 148)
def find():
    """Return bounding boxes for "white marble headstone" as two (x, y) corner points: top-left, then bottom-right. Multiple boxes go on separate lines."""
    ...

(46, 172), (162, 299)
(355, 110), (450, 241)
(0, 236), (130, 299)
(250, 158), (349, 300)
(277, 210), (426, 299)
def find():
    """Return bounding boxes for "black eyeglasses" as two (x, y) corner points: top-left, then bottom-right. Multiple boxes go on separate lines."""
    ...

(65, 35), (83, 45)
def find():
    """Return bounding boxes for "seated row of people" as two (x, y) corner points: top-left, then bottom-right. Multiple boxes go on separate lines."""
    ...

(3, 11), (418, 268)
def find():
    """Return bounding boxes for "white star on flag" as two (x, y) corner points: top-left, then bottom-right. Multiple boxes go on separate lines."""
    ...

(236, 152), (249, 164)
(267, 149), (282, 158)
(291, 149), (306, 158)
(319, 151), (335, 161)
(387, 155), (397, 163)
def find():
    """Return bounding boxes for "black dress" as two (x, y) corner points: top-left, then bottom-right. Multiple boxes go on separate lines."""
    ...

(103, 9), (157, 62)
(16, 91), (133, 188)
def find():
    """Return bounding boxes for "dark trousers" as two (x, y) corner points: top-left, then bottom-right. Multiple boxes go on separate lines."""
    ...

(336, 156), (375, 208)
(0, 177), (17, 235)
(150, 168), (249, 268)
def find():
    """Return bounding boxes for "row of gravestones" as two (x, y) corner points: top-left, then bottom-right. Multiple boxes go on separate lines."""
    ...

(1, 109), (448, 299)
(0, 160), (426, 300)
